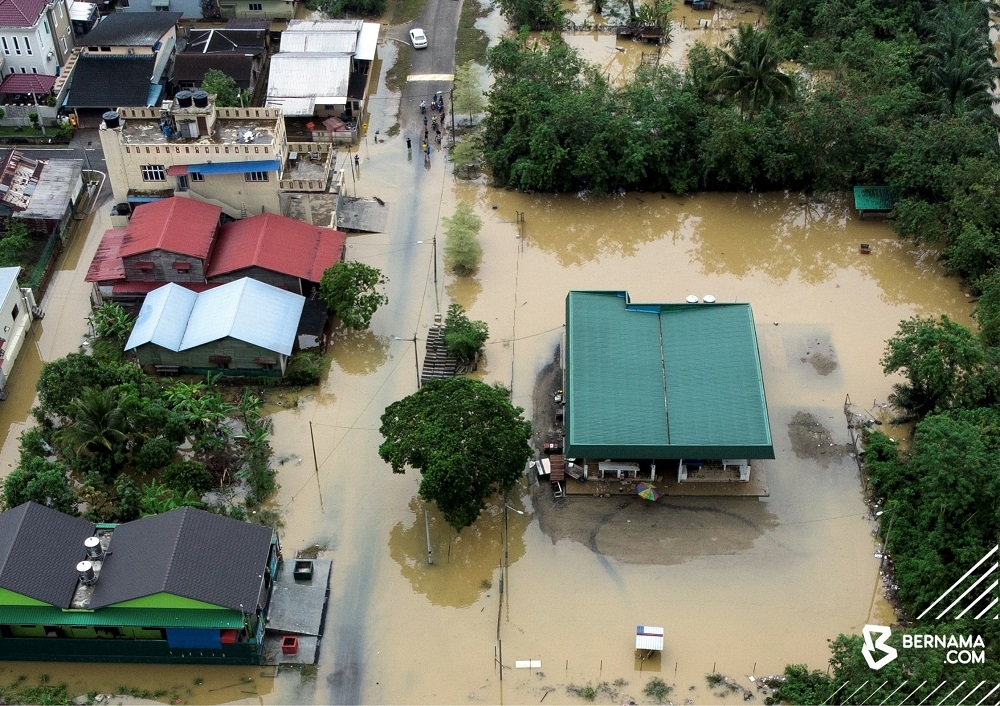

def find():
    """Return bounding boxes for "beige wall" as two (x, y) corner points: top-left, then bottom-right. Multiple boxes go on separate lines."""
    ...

(0, 280), (32, 385)
(99, 105), (288, 218)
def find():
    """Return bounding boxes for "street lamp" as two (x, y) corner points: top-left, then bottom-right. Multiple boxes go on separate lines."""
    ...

(393, 335), (420, 389)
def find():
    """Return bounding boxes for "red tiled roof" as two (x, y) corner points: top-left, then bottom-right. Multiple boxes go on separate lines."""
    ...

(120, 197), (221, 260)
(207, 213), (345, 283)
(85, 228), (127, 283)
(111, 281), (222, 294)
(0, 73), (57, 94)
(0, 0), (48, 27)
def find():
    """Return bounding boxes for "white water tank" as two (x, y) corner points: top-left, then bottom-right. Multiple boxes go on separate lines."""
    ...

(77, 560), (96, 586)
(685, 295), (698, 304)
(703, 294), (716, 303)
(84, 536), (103, 560)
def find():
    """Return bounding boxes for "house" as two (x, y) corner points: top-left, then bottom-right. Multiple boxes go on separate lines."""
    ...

(0, 150), (84, 239)
(206, 212), (345, 294)
(216, 0), (293, 21)
(85, 196), (221, 308)
(98, 93), (298, 217)
(0, 502), (279, 664)
(120, 0), (204, 19)
(563, 290), (774, 487)
(265, 19), (378, 139)
(0, 0), (74, 78)
(64, 12), (182, 126)
(0, 266), (39, 399)
(172, 22), (268, 93)
(125, 278), (305, 375)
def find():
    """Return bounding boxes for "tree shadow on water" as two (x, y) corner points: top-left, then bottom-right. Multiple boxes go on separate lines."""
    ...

(387, 496), (527, 607)
(330, 329), (390, 376)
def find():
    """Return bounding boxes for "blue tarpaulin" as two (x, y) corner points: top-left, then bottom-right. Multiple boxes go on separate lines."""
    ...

(187, 160), (280, 175)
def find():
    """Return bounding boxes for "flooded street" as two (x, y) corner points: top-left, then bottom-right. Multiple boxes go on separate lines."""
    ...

(0, 24), (977, 706)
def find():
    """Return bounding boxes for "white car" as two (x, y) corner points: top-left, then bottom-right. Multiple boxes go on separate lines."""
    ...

(409, 28), (428, 49)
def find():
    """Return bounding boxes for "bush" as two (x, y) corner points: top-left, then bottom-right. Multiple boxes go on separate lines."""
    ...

(644, 677), (673, 703)
(441, 303), (488, 362)
(161, 461), (214, 496)
(134, 437), (177, 474)
(285, 351), (326, 386)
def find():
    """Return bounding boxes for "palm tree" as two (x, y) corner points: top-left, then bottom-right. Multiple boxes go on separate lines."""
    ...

(57, 386), (130, 457)
(712, 24), (795, 119)
(920, 2), (998, 122)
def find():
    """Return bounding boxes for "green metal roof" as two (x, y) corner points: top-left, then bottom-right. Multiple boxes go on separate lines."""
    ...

(0, 605), (243, 628)
(565, 291), (774, 460)
(853, 186), (896, 212)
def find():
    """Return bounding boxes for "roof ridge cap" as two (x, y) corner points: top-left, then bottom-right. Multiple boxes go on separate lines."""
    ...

(0, 503), (30, 579)
(163, 507), (190, 594)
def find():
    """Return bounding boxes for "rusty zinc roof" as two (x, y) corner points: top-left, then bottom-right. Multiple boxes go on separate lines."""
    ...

(119, 197), (221, 260)
(207, 212), (345, 283)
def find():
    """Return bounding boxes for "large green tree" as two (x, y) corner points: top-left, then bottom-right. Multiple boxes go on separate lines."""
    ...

(494, 0), (563, 31)
(880, 315), (999, 418)
(2, 457), (76, 514)
(319, 261), (389, 331)
(442, 202), (483, 276)
(379, 377), (532, 532)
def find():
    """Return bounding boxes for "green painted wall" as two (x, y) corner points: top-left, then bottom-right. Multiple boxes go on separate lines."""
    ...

(0, 636), (260, 665)
(0, 587), (50, 606)
(137, 339), (284, 376)
(10, 625), (46, 637)
(109, 593), (224, 610)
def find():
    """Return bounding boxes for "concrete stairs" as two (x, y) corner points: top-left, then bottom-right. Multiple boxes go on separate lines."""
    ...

(420, 325), (458, 386)
(53, 48), (82, 99)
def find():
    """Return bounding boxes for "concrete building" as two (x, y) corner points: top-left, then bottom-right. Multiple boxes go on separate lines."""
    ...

(65, 12), (181, 125)
(562, 290), (774, 493)
(172, 23), (267, 93)
(0, 266), (38, 399)
(0, 150), (84, 239)
(0, 0), (74, 78)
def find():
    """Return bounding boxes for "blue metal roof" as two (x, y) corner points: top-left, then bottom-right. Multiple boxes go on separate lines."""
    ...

(187, 160), (280, 175)
(125, 283), (197, 352)
(126, 195), (167, 203)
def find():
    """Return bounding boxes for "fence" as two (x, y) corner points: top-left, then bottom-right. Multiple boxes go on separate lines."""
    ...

(0, 104), (60, 127)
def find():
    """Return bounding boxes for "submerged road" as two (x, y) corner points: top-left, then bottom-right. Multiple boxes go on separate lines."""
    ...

(320, 2), (460, 703)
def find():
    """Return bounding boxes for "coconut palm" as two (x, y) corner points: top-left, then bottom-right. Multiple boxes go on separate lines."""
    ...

(712, 24), (795, 119)
(57, 386), (130, 457)
(920, 2), (998, 122)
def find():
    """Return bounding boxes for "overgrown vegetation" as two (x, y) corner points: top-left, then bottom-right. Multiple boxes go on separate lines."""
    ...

(2, 330), (281, 523)
(643, 677), (672, 703)
(0, 218), (32, 268)
(441, 303), (488, 363)
(201, 68), (243, 107)
(455, 0), (490, 66)
(452, 61), (485, 125)
(442, 201), (483, 275)
(305, 0), (385, 18)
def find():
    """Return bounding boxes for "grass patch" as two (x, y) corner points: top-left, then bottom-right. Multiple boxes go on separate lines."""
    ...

(456, 0), (491, 66)
(386, 44), (413, 93)
(0, 125), (47, 137)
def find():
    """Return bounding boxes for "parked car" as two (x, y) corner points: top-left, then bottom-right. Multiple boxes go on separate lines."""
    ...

(409, 28), (428, 49)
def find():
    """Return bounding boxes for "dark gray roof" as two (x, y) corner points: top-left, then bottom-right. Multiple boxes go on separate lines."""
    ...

(186, 27), (266, 54)
(0, 503), (95, 607)
(90, 507), (273, 611)
(65, 55), (155, 109)
(173, 53), (256, 89)
(80, 12), (182, 46)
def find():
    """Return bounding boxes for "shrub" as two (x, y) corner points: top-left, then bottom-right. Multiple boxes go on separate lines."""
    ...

(442, 202), (483, 275)
(441, 303), (488, 362)
(134, 437), (177, 474)
(285, 351), (325, 386)
(161, 461), (214, 496)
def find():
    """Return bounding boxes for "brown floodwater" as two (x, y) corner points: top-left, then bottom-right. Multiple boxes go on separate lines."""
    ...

(0, 41), (977, 706)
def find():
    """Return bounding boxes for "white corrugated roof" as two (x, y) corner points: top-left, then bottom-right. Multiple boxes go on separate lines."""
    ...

(279, 31), (357, 54)
(179, 278), (305, 356)
(264, 96), (316, 116)
(635, 625), (664, 651)
(356, 23), (379, 61)
(0, 266), (20, 297)
(285, 19), (362, 32)
(69, 0), (98, 21)
(125, 283), (198, 352)
(266, 54), (351, 99)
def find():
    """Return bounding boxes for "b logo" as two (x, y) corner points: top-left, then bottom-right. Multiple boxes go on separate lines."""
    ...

(862, 624), (898, 670)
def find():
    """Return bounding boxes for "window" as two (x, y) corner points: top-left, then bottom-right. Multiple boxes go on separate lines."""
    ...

(11, 304), (18, 321)
(173, 261), (191, 272)
(60, 37), (67, 52)
(100, 46), (111, 52)
(31, 68), (36, 73)
(245, 171), (268, 182)
(209, 355), (231, 369)
(88, 46), (97, 51)
(137, 261), (154, 271)
(19, 67), (25, 73)
(2, 37), (8, 55)
(43, 19), (49, 34)
(191, 172), (204, 182)
(24, 37), (30, 55)
(140, 164), (166, 181)
(176, 175), (188, 191)
(248, 2), (263, 9)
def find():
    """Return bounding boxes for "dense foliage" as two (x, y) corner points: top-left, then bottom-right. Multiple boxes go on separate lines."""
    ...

(2, 340), (280, 523)
(0, 219), (31, 268)
(482, 3), (999, 285)
(441, 303), (488, 362)
(305, 0), (384, 18)
(201, 69), (241, 107)
(379, 377), (532, 532)
(319, 261), (389, 331)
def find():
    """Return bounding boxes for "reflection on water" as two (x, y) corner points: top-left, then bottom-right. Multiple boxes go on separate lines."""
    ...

(445, 274), (484, 311)
(388, 496), (527, 607)
(330, 329), (390, 376)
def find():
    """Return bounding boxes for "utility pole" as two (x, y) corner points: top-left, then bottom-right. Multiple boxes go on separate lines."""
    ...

(450, 87), (456, 146)
(424, 506), (433, 564)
